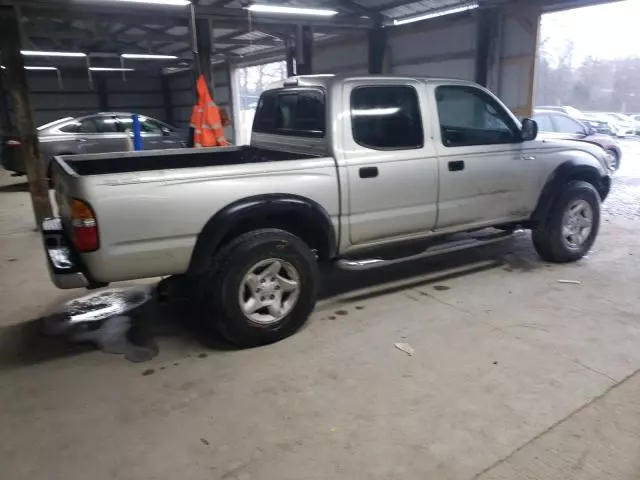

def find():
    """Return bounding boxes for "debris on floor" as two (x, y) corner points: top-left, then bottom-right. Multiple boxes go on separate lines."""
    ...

(394, 342), (415, 356)
(557, 279), (582, 285)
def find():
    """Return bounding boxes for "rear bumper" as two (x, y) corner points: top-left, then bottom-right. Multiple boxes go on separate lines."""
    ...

(42, 217), (89, 289)
(1, 149), (26, 174)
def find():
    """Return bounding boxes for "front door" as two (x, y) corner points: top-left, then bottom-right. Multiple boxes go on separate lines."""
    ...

(343, 80), (439, 247)
(116, 115), (182, 150)
(431, 84), (540, 230)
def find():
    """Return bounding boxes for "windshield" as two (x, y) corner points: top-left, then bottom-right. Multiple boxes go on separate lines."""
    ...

(253, 88), (325, 138)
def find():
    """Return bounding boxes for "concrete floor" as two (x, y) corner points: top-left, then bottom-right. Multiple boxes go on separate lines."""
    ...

(2, 142), (640, 480)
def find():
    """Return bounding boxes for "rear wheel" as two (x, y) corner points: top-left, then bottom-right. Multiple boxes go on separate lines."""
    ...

(532, 181), (601, 263)
(197, 228), (318, 348)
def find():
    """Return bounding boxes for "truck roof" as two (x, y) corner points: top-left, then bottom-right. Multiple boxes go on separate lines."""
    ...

(264, 74), (481, 91)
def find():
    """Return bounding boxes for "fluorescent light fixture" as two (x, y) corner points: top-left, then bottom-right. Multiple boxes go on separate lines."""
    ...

(352, 107), (401, 116)
(89, 67), (135, 71)
(121, 53), (178, 59)
(393, 2), (479, 26)
(25, 66), (59, 71)
(246, 4), (337, 16)
(21, 50), (86, 57)
(111, 0), (190, 5)
(1, 65), (58, 71)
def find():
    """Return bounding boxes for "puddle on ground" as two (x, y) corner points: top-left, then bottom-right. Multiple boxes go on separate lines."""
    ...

(42, 286), (161, 363)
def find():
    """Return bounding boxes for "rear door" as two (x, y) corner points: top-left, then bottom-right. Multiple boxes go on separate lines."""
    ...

(342, 80), (439, 246)
(75, 115), (129, 154)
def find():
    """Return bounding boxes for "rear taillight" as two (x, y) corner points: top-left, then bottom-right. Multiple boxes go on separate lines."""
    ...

(70, 199), (99, 252)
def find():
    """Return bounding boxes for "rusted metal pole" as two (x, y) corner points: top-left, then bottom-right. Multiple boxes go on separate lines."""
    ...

(0, 7), (52, 226)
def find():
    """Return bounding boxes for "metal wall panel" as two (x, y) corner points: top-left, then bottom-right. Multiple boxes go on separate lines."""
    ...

(311, 17), (478, 81)
(394, 58), (475, 79)
(17, 71), (170, 127)
(313, 33), (369, 74)
(493, 7), (541, 117)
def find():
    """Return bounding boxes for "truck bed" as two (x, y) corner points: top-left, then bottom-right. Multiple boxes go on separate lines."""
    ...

(60, 145), (319, 176)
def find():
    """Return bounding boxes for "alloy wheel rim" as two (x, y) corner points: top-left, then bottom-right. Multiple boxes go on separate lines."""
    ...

(238, 258), (301, 325)
(561, 199), (593, 250)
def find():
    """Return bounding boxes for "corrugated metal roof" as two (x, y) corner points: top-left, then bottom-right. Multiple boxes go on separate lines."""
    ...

(381, 0), (475, 19)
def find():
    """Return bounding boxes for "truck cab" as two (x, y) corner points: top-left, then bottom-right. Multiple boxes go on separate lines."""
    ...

(44, 75), (611, 347)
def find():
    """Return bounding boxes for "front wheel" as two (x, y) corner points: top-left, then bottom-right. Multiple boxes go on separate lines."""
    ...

(198, 228), (318, 348)
(532, 181), (601, 263)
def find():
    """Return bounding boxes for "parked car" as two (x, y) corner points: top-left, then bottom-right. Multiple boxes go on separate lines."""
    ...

(582, 112), (625, 138)
(533, 109), (622, 171)
(577, 116), (614, 136)
(43, 75), (611, 347)
(536, 105), (583, 118)
(627, 114), (640, 135)
(606, 112), (636, 136)
(1, 112), (183, 175)
(585, 112), (633, 137)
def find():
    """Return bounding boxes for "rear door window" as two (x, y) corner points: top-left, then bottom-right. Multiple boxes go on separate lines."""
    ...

(77, 118), (99, 134)
(551, 114), (584, 134)
(59, 122), (81, 133)
(253, 88), (325, 137)
(92, 116), (119, 133)
(350, 85), (423, 150)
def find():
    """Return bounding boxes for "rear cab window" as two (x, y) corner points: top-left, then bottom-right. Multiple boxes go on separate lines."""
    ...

(253, 88), (325, 138)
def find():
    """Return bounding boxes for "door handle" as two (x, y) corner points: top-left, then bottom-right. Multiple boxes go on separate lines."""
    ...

(448, 160), (465, 172)
(359, 166), (378, 178)
(522, 155), (536, 161)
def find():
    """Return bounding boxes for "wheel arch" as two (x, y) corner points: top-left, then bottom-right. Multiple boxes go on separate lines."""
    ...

(530, 160), (610, 225)
(187, 194), (337, 275)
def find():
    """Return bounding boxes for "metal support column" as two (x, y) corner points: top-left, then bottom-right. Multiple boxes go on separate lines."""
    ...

(368, 19), (386, 74)
(285, 35), (296, 77)
(296, 25), (313, 75)
(475, 8), (499, 87)
(160, 74), (174, 126)
(0, 8), (52, 225)
(96, 76), (108, 111)
(195, 16), (214, 91)
(0, 67), (13, 133)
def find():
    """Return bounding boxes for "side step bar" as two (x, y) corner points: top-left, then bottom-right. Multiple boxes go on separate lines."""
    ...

(336, 231), (513, 271)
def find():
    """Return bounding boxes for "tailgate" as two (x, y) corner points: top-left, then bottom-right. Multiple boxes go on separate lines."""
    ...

(50, 156), (84, 226)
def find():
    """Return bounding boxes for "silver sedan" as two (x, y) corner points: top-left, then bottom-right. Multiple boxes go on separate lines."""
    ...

(1, 112), (184, 175)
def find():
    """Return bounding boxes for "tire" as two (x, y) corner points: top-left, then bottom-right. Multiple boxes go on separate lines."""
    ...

(532, 180), (601, 263)
(606, 148), (621, 172)
(197, 228), (318, 348)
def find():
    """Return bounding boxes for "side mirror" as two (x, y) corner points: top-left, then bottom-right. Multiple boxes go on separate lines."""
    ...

(161, 126), (171, 137)
(520, 118), (538, 141)
(586, 126), (596, 136)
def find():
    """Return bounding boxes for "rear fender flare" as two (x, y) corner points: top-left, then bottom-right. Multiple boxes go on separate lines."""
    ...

(187, 194), (337, 275)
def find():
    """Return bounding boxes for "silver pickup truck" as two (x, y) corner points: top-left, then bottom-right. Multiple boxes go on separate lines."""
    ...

(44, 74), (611, 347)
